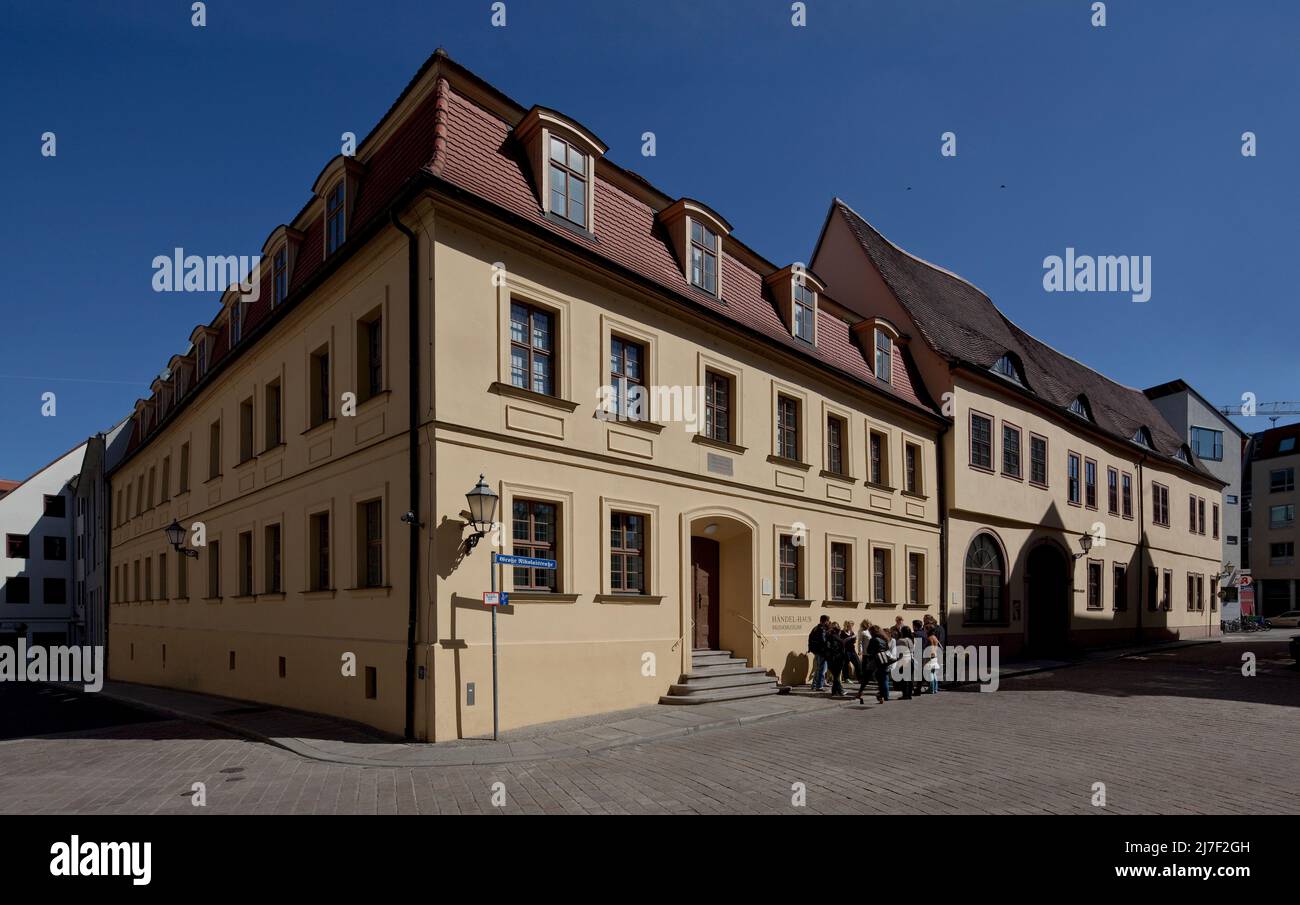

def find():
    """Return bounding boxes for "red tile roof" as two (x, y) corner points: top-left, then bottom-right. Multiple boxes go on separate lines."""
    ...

(120, 51), (938, 462)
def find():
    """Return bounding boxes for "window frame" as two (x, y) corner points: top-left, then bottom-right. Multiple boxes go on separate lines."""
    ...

(1000, 422), (1022, 480)
(969, 411), (993, 472)
(1029, 433), (1048, 487)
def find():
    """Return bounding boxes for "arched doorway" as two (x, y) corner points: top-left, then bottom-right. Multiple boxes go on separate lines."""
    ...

(1026, 542), (1071, 655)
(684, 513), (757, 666)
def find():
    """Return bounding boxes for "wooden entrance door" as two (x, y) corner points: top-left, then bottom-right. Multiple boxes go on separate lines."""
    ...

(691, 537), (720, 650)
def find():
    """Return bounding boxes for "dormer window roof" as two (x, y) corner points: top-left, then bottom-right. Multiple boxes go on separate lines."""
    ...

(261, 225), (304, 308)
(514, 106), (607, 234)
(1069, 395), (1093, 421)
(992, 353), (1025, 385)
(658, 199), (732, 300)
(312, 156), (365, 258)
(1132, 426), (1154, 448)
(764, 265), (826, 345)
(1175, 445), (1191, 463)
(850, 316), (905, 386)
(190, 326), (215, 379)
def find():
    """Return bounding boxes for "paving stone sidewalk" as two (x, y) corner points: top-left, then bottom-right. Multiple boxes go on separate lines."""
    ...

(70, 637), (1219, 769)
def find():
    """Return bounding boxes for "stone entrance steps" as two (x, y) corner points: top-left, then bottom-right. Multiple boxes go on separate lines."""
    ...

(659, 649), (787, 705)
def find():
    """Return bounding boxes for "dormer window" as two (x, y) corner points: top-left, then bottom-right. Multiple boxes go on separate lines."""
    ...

(793, 282), (815, 343)
(196, 337), (208, 377)
(230, 304), (243, 345)
(326, 182), (346, 254)
(875, 330), (893, 383)
(1175, 446), (1191, 463)
(548, 137), (587, 228)
(992, 353), (1024, 385)
(1132, 426), (1154, 448)
(690, 220), (719, 295)
(273, 248), (288, 305)
(1069, 396), (1092, 421)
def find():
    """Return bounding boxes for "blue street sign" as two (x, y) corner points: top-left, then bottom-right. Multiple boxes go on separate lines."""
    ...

(492, 553), (558, 569)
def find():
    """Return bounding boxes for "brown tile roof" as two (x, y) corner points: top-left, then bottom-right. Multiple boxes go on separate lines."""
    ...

(831, 200), (1218, 480)
(1252, 422), (1300, 461)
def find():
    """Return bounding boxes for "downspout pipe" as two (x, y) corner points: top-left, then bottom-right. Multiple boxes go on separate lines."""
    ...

(1136, 453), (1148, 645)
(392, 209), (420, 741)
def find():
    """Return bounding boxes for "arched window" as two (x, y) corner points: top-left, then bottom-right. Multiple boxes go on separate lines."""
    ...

(965, 533), (1005, 623)
(991, 353), (1024, 385)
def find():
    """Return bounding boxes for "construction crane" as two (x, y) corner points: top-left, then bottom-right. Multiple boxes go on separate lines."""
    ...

(1217, 401), (1300, 427)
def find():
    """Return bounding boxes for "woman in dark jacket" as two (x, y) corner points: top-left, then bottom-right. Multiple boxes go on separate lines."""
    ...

(856, 626), (891, 703)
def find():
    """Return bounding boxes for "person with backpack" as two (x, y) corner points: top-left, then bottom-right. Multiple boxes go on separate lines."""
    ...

(807, 615), (832, 691)
(893, 626), (915, 699)
(822, 619), (847, 697)
(856, 625), (891, 703)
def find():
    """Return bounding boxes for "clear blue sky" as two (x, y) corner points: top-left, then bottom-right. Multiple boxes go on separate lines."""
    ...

(2, 0), (1296, 478)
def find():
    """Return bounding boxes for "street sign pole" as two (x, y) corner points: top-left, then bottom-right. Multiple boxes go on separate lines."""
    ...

(490, 548), (498, 741)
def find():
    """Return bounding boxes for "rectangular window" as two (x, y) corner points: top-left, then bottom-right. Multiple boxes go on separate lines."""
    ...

(6, 534), (29, 558)
(238, 531), (253, 597)
(6, 577), (30, 603)
(1190, 427), (1223, 461)
(1067, 453), (1081, 504)
(609, 512), (646, 594)
(829, 542), (850, 601)
(826, 415), (845, 476)
(793, 281), (816, 343)
(1269, 504), (1295, 529)
(1198, 498), (1206, 535)
(265, 524), (282, 593)
(178, 549), (188, 599)
(43, 536), (66, 561)
(689, 220), (718, 295)
(512, 500), (558, 592)
(309, 513), (330, 591)
(358, 310), (383, 402)
(1187, 574), (1195, 611)
(1122, 473), (1133, 518)
(872, 547), (891, 604)
(908, 552), (924, 607)
(326, 181), (346, 254)
(1161, 569), (1172, 611)
(273, 247), (288, 305)
(1210, 577), (1218, 612)
(778, 534), (800, 599)
(874, 330), (892, 383)
(179, 442), (190, 493)
(44, 577), (67, 605)
(159, 552), (168, 600)
(1269, 468), (1295, 493)
(1152, 483), (1170, 526)
(777, 395), (800, 461)
(1146, 566), (1158, 612)
(704, 370), (731, 443)
(160, 457), (170, 502)
(1030, 435), (1048, 486)
(1270, 542), (1295, 562)
(310, 346), (331, 426)
(365, 666), (377, 699)
(1087, 561), (1102, 610)
(970, 413), (992, 470)
(1189, 494), (1198, 532)
(239, 396), (255, 463)
(869, 430), (888, 485)
(207, 540), (221, 599)
(1001, 424), (1021, 479)
(509, 302), (555, 397)
(147, 467), (156, 509)
(1212, 503), (1220, 539)
(208, 420), (221, 480)
(360, 500), (383, 588)
(1113, 564), (1127, 611)
(1084, 459), (1097, 509)
(265, 380), (282, 449)
(1107, 468), (1119, 514)
(904, 442), (920, 494)
(43, 495), (66, 518)
(609, 335), (645, 419)
(548, 136), (588, 227)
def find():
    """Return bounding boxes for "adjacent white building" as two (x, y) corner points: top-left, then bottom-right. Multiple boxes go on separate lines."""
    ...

(0, 442), (87, 647)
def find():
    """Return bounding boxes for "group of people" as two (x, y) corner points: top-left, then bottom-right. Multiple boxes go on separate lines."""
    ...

(806, 614), (946, 702)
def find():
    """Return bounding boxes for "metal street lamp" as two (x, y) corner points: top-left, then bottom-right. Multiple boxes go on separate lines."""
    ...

(164, 519), (199, 558)
(1073, 533), (1094, 561)
(464, 474), (499, 551)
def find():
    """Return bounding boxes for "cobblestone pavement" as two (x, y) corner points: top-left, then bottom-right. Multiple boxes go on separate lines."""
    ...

(1, 641), (1296, 815)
